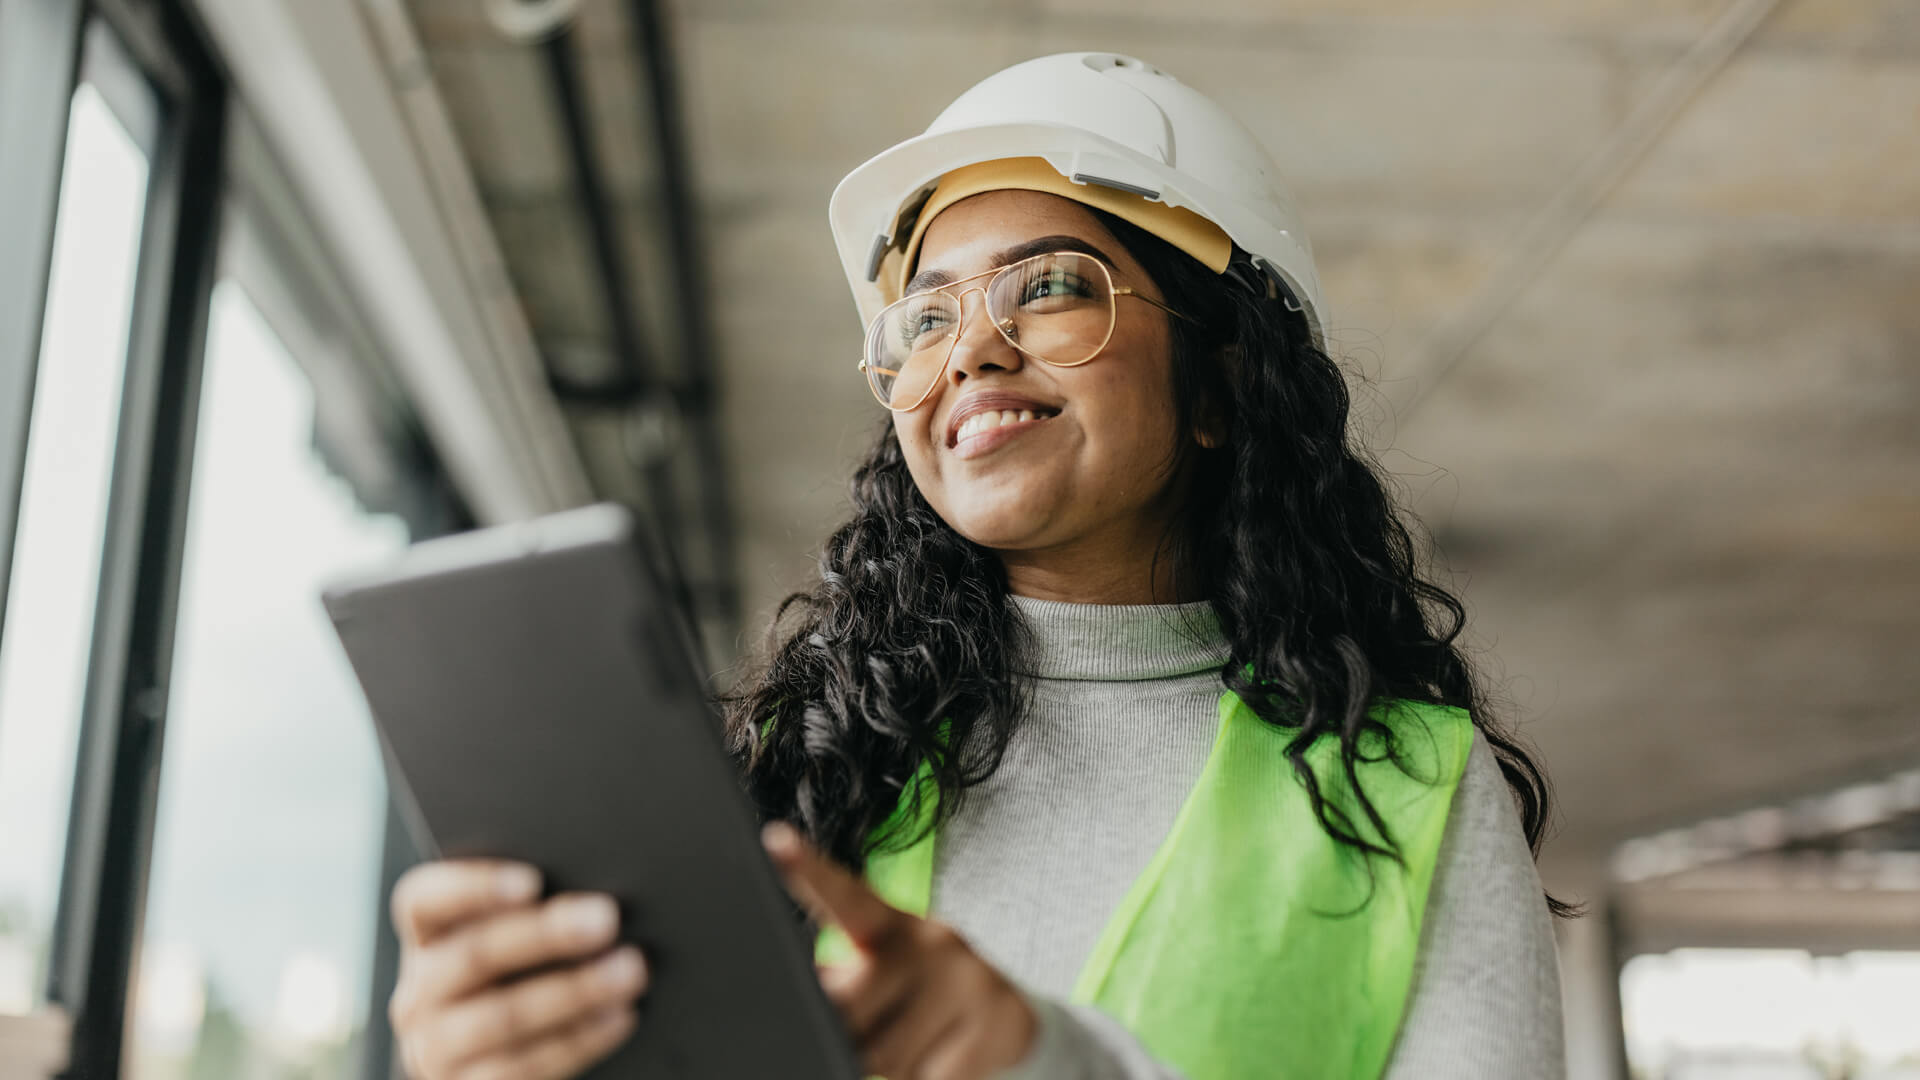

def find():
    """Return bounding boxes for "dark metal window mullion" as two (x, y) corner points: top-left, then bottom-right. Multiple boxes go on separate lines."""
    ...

(0, 0), (88, 636)
(45, 20), (228, 1079)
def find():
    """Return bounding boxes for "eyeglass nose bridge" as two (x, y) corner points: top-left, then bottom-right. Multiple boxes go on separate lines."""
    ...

(893, 286), (1018, 409)
(944, 284), (1019, 347)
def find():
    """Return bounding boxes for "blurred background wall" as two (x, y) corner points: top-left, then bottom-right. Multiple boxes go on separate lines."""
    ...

(0, 1), (1914, 1078)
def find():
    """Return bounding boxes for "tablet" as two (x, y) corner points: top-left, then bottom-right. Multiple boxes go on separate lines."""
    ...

(323, 504), (859, 1079)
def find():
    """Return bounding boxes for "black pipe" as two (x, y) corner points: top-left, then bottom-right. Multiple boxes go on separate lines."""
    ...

(540, 25), (703, 634)
(627, 0), (740, 627)
(541, 27), (652, 395)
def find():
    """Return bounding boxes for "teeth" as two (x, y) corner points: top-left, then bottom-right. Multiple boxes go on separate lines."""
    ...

(956, 407), (1051, 442)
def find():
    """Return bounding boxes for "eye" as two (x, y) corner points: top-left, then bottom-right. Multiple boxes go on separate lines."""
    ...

(1021, 269), (1094, 303)
(896, 300), (953, 349)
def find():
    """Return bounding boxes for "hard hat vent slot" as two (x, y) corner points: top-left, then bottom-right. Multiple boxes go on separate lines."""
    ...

(1072, 172), (1159, 200)
(1082, 53), (1152, 75)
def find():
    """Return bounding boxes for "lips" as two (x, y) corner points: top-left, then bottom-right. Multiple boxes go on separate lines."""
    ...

(945, 391), (1062, 449)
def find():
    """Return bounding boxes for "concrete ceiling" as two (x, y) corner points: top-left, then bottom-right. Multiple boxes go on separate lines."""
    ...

(397, 0), (1920, 875)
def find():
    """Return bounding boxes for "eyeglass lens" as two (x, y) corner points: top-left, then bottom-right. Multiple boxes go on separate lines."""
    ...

(865, 252), (1115, 409)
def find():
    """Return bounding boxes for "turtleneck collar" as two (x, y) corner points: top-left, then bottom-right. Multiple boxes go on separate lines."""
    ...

(1008, 594), (1231, 682)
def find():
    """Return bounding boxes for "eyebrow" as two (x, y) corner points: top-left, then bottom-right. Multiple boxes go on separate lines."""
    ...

(904, 235), (1120, 296)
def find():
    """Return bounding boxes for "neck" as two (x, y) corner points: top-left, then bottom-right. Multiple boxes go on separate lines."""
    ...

(998, 537), (1197, 605)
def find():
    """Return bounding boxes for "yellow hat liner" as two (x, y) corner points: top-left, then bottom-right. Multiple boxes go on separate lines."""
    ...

(889, 156), (1234, 305)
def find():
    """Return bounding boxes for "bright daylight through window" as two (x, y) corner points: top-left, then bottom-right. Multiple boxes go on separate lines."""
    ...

(125, 283), (407, 1079)
(0, 83), (149, 1017)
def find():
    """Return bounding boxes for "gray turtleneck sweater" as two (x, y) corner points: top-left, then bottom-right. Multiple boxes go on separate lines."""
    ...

(931, 596), (1565, 1079)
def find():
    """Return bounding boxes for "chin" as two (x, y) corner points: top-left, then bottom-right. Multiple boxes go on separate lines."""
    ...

(940, 493), (1060, 552)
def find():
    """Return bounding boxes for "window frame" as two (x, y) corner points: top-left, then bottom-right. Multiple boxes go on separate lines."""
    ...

(1, 2), (466, 1075)
(2, 1), (403, 1076)
(0, 0), (91, 627)
(34, 1), (227, 1074)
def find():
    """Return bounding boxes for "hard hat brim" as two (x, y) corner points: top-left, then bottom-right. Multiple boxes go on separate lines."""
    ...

(829, 121), (1325, 345)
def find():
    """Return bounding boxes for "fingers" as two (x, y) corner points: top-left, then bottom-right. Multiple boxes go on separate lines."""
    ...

(861, 988), (963, 1079)
(819, 951), (915, 1041)
(406, 946), (647, 1077)
(761, 824), (1035, 1079)
(392, 893), (621, 1031)
(393, 859), (542, 947)
(761, 823), (901, 950)
(871, 1017), (966, 1080)
(914, 1015), (1004, 1080)
(451, 1005), (637, 1080)
(821, 917), (964, 1038)
(915, 981), (1039, 1080)
(838, 922), (976, 1077)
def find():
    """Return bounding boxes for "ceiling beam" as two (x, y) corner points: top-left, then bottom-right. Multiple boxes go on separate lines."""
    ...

(194, 0), (596, 521)
(1391, 0), (1786, 422)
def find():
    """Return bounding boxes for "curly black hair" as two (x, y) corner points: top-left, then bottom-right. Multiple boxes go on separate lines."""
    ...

(724, 207), (1571, 918)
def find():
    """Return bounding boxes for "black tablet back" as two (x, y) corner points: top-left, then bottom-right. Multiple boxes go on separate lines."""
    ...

(323, 504), (858, 1079)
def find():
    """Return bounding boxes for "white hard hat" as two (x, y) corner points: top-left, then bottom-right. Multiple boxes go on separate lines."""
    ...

(829, 51), (1324, 345)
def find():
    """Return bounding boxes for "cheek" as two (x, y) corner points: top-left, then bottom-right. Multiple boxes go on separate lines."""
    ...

(891, 411), (943, 492)
(1068, 357), (1181, 469)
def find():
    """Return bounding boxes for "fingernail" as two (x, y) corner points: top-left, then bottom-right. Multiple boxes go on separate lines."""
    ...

(497, 866), (541, 902)
(761, 822), (792, 850)
(562, 895), (620, 940)
(597, 946), (646, 992)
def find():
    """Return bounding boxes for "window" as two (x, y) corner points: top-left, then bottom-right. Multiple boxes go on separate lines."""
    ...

(0, 5), (459, 1076)
(123, 276), (417, 1077)
(0, 82), (151, 1017)
(1622, 948), (1920, 1079)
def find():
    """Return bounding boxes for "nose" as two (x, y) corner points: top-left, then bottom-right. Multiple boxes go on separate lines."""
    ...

(944, 287), (1023, 387)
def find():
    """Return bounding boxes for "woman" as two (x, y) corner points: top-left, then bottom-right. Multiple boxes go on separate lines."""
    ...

(385, 53), (1567, 1080)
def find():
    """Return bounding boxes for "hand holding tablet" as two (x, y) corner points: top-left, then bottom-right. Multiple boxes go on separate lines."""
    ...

(379, 823), (1038, 1080)
(324, 505), (861, 1079)
(387, 860), (645, 1079)
(327, 505), (1036, 1080)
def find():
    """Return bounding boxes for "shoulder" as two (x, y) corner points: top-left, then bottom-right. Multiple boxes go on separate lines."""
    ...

(1262, 698), (1476, 857)
(1430, 729), (1551, 934)
(1297, 699), (1474, 801)
(1443, 730), (1536, 871)
(1387, 728), (1565, 1076)
(1377, 699), (1474, 776)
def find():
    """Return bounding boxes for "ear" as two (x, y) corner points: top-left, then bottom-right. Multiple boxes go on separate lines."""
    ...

(1194, 344), (1240, 449)
(1193, 404), (1226, 448)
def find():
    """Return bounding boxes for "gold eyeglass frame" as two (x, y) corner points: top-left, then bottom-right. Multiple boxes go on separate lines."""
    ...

(857, 250), (1197, 412)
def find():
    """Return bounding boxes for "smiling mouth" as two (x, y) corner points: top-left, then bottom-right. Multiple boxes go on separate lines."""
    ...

(951, 407), (1060, 447)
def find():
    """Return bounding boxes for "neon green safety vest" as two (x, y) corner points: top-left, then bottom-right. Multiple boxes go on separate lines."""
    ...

(816, 694), (1473, 1080)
